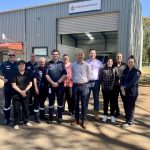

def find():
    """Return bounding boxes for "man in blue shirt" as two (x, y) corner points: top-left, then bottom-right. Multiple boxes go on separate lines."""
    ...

(71, 50), (91, 129)
(86, 49), (103, 120)
(46, 49), (67, 124)
(0, 51), (18, 125)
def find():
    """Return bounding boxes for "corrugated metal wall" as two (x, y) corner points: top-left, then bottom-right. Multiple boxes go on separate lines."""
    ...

(0, 10), (25, 42)
(0, 0), (142, 64)
(128, 0), (142, 68)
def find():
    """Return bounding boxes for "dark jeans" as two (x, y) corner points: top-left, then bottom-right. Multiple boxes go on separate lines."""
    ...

(72, 83), (89, 122)
(3, 83), (12, 119)
(124, 96), (137, 124)
(102, 88), (115, 116)
(63, 87), (74, 113)
(13, 96), (29, 125)
(86, 80), (100, 111)
(48, 84), (64, 119)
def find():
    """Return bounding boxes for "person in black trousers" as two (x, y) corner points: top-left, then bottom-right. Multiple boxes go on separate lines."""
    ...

(101, 58), (116, 123)
(26, 53), (38, 115)
(120, 55), (141, 128)
(113, 53), (127, 117)
(33, 57), (48, 123)
(62, 54), (74, 116)
(0, 51), (18, 125)
(46, 49), (67, 124)
(11, 60), (32, 130)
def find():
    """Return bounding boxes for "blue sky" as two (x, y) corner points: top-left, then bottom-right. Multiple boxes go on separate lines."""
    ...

(0, 0), (149, 16)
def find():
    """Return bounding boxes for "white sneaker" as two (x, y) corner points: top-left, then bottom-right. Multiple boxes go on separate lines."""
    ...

(14, 125), (20, 130)
(102, 115), (108, 122)
(111, 116), (116, 123)
(26, 122), (32, 127)
(121, 122), (132, 128)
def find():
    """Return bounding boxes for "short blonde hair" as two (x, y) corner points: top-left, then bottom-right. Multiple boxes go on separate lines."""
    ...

(39, 57), (46, 62)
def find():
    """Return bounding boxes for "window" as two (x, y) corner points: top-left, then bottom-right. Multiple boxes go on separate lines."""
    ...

(32, 47), (48, 56)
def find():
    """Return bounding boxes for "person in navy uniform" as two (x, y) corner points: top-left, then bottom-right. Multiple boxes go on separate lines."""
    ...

(113, 53), (127, 117)
(26, 53), (38, 114)
(46, 49), (67, 124)
(120, 55), (141, 128)
(11, 60), (32, 130)
(0, 51), (18, 125)
(33, 57), (48, 123)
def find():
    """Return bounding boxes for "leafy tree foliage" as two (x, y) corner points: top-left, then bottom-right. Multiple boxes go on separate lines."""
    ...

(143, 17), (150, 63)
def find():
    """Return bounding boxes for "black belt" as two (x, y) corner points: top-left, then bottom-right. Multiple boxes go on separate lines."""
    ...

(89, 80), (99, 82)
(73, 83), (87, 86)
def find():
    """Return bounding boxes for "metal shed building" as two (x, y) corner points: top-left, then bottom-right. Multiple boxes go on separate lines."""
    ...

(0, 0), (142, 67)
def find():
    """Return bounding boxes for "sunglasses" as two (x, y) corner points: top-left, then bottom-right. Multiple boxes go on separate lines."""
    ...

(9, 54), (15, 56)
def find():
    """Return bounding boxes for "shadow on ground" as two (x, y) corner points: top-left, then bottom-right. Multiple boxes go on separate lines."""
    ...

(0, 87), (149, 150)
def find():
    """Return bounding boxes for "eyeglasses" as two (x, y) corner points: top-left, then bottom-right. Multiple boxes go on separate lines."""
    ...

(8, 54), (15, 57)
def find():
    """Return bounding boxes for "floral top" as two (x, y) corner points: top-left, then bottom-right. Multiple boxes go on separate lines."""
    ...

(64, 63), (73, 87)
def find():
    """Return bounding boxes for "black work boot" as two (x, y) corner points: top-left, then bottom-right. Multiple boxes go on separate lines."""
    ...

(40, 110), (46, 120)
(57, 118), (63, 124)
(47, 115), (53, 124)
(34, 112), (41, 123)
(4, 118), (10, 125)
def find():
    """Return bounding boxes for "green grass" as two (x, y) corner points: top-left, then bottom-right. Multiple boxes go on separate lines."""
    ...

(141, 66), (150, 75)
(140, 66), (150, 86)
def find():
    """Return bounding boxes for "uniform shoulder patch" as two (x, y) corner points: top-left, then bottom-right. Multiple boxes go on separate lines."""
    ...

(137, 71), (141, 76)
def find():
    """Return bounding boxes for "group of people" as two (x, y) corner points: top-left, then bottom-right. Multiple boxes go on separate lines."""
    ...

(0, 48), (141, 130)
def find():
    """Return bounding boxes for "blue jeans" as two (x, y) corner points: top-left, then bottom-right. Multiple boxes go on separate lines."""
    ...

(86, 80), (100, 111)
(72, 83), (89, 122)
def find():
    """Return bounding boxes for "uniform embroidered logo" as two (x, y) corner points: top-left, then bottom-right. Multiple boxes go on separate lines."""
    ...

(137, 71), (141, 76)
(27, 66), (31, 69)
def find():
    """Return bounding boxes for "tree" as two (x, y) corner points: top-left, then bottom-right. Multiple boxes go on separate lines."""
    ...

(143, 17), (150, 63)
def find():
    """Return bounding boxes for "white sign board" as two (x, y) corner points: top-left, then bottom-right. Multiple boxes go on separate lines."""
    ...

(69, 0), (101, 14)
(33, 47), (48, 56)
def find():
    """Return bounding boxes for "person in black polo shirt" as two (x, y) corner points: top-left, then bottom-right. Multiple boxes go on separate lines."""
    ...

(11, 60), (32, 130)
(0, 51), (18, 125)
(46, 49), (67, 124)
(26, 53), (38, 115)
(33, 57), (48, 123)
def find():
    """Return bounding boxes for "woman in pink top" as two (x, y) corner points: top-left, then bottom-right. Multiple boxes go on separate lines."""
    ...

(63, 54), (74, 116)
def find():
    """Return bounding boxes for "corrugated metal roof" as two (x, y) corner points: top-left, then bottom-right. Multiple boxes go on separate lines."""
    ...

(0, 0), (74, 14)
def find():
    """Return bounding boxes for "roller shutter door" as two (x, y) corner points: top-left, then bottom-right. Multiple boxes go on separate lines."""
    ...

(58, 12), (119, 34)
